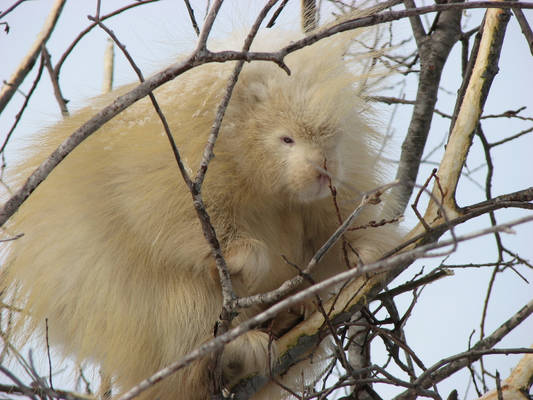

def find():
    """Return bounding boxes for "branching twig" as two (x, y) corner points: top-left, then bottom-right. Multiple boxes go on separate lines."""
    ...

(375, 268), (453, 300)
(389, 186), (533, 257)
(395, 346), (533, 400)
(371, 95), (452, 118)
(42, 46), (69, 116)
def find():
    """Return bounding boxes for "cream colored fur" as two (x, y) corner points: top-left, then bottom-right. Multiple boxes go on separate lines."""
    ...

(2, 30), (401, 399)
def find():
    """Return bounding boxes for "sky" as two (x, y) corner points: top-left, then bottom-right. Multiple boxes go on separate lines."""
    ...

(0, 1), (532, 399)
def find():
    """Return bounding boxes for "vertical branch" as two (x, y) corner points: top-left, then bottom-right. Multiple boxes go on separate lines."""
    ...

(391, 4), (462, 214)
(513, 8), (533, 56)
(42, 46), (69, 116)
(102, 38), (114, 94)
(419, 4), (512, 231)
(189, 1), (281, 395)
(403, 0), (426, 46)
(451, 22), (484, 131)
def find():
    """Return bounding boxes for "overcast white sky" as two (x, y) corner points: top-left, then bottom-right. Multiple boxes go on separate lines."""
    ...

(1, 1), (532, 399)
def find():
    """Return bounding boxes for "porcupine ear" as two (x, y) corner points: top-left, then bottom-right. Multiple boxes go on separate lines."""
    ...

(232, 56), (284, 109)
(245, 80), (270, 105)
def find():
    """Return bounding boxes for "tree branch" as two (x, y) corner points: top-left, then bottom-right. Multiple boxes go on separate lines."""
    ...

(514, 8), (533, 56)
(412, 4), (512, 239)
(394, 300), (533, 400)
(478, 346), (533, 399)
(0, 0), (65, 114)
(41, 46), (69, 116)
(390, 1), (462, 214)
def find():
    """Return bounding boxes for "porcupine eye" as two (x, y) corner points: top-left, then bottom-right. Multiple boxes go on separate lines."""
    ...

(281, 136), (294, 145)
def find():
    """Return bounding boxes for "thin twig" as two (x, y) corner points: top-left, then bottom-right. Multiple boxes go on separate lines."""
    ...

(0, 52), (46, 159)
(490, 126), (533, 147)
(514, 8), (533, 56)
(183, 0), (200, 36)
(41, 46), (69, 116)
(411, 168), (438, 231)
(267, 0), (289, 28)
(371, 95), (452, 118)
(0, 0), (30, 19)
(375, 268), (453, 300)
(45, 319), (54, 390)
(387, 186), (533, 257)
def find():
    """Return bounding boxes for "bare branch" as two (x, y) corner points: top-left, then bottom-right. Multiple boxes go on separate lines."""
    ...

(101, 38), (114, 94)
(42, 46), (69, 116)
(183, 0), (200, 36)
(412, 4), (512, 238)
(374, 268), (454, 300)
(514, 8), (533, 56)
(0, 380), (90, 400)
(267, 0), (289, 28)
(393, 300), (533, 400)
(478, 347), (533, 399)
(0, 0), (30, 19)
(403, 0), (426, 46)
(0, 53), (46, 158)
(0, 0), (65, 114)
(390, 2), (462, 214)
(371, 95), (452, 118)
(490, 126), (533, 147)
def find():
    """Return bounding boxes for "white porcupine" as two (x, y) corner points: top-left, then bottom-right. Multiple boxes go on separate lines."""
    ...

(2, 28), (401, 399)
